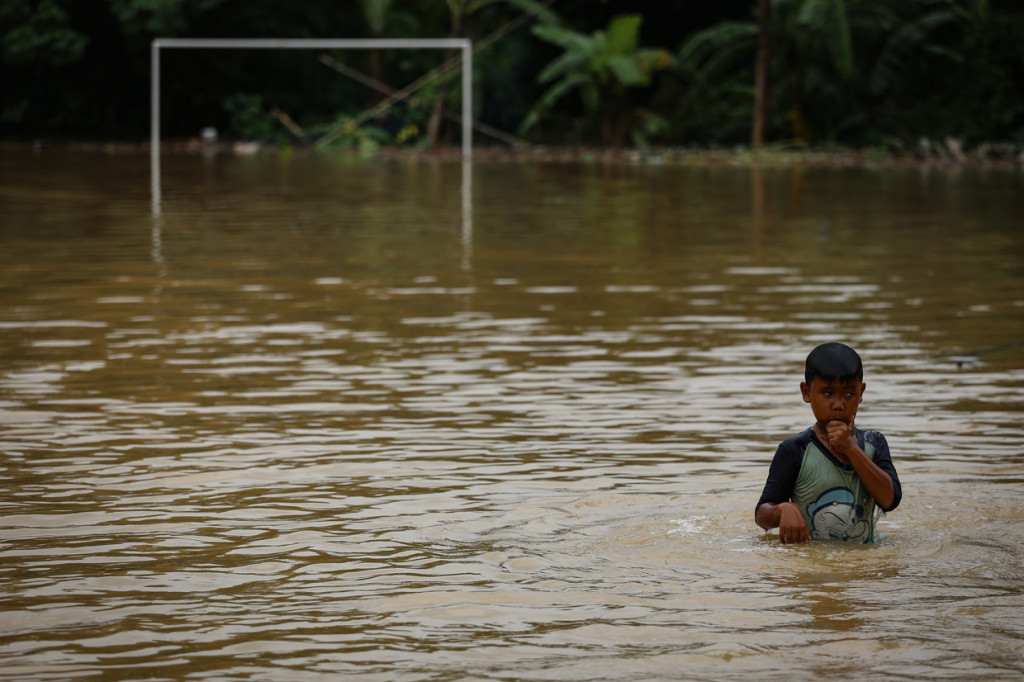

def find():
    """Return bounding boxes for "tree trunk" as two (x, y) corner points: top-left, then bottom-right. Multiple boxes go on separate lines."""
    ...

(426, 87), (447, 147)
(369, 49), (384, 105)
(752, 0), (770, 148)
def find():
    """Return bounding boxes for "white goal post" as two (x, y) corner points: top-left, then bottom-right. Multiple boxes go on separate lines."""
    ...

(150, 38), (473, 160)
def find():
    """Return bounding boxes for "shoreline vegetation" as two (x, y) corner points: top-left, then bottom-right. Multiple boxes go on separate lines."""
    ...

(3, 4), (1021, 158)
(6, 138), (1023, 170)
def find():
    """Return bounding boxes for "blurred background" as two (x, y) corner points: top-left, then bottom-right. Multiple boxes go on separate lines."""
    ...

(1, 0), (1022, 153)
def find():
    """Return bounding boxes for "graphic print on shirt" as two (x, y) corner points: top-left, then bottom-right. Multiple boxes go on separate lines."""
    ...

(806, 487), (869, 543)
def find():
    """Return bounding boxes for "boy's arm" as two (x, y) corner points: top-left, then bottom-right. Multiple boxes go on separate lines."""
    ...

(755, 439), (810, 543)
(825, 421), (896, 509)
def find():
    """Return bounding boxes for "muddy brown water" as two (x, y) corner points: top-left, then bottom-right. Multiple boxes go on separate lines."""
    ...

(1, 149), (1022, 680)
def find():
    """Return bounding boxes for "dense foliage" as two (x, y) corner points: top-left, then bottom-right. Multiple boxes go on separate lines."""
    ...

(1, 0), (1021, 149)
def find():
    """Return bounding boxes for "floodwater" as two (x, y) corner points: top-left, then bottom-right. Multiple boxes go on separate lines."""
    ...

(1, 148), (1022, 681)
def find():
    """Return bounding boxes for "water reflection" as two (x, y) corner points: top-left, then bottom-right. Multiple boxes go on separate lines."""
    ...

(152, 153), (475, 274)
(1, 150), (1023, 680)
(462, 157), (472, 272)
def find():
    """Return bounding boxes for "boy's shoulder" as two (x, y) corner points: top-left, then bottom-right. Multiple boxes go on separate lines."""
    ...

(859, 428), (890, 450)
(779, 427), (816, 450)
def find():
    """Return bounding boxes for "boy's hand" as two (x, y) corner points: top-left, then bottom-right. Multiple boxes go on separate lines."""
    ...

(825, 418), (859, 458)
(777, 502), (810, 544)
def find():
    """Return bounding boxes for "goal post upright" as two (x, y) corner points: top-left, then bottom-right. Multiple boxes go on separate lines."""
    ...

(460, 42), (472, 158)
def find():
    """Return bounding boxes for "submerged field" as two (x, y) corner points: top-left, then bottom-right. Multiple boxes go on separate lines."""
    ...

(1, 148), (1022, 680)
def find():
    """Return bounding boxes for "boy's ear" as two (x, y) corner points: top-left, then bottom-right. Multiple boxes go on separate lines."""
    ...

(800, 381), (811, 403)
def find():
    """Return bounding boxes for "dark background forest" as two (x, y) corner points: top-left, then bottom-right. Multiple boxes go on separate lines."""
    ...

(2, 0), (1022, 151)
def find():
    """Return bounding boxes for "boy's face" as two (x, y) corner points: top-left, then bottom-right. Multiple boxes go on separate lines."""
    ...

(800, 376), (865, 427)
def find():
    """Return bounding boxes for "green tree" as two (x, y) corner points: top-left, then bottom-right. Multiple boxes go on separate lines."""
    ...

(948, 9), (1024, 142)
(777, 0), (860, 142)
(358, 0), (393, 104)
(0, 0), (87, 125)
(862, 0), (1012, 142)
(673, 0), (970, 146)
(671, 18), (759, 144)
(521, 14), (672, 145)
(420, 0), (556, 146)
(107, 0), (226, 35)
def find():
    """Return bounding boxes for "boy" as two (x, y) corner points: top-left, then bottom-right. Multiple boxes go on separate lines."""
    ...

(756, 342), (902, 543)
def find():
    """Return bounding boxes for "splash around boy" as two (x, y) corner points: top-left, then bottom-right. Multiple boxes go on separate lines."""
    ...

(756, 342), (902, 544)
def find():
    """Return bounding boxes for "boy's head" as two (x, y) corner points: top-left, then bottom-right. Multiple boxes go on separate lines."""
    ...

(801, 343), (866, 426)
(804, 342), (863, 387)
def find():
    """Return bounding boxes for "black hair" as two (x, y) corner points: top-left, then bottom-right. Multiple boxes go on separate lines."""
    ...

(804, 342), (863, 386)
